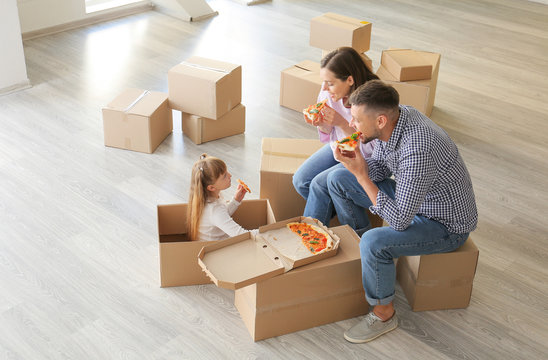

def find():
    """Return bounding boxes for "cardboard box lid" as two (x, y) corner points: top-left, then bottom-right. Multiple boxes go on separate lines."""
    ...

(381, 50), (432, 81)
(198, 217), (340, 290)
(171, 56), (240, 82)
(106, 89), (168, 117)
(260, 153), (308, 174)
(261, 138), (324, 158)
(312, 12), (370, 31)
(284, 60), (321, 75)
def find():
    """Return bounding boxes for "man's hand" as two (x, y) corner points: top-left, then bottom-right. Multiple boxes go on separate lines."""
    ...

(334, 146), (369, 181)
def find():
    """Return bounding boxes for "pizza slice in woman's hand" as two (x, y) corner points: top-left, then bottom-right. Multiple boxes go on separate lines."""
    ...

(302, 99), (327, 124)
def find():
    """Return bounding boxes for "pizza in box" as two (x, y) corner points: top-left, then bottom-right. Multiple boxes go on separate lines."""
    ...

(258, 217), (339, 261)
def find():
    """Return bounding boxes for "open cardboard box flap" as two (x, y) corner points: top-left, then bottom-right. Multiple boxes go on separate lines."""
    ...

(198, 217), (340, 290)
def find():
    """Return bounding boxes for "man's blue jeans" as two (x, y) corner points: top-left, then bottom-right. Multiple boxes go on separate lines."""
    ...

(327, 168), (469, 305)
(293, 144), (345, 225)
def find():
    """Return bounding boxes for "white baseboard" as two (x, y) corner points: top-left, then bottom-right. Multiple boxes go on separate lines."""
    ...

(22, 2), (154, 40)
(0, 80), (32, 97)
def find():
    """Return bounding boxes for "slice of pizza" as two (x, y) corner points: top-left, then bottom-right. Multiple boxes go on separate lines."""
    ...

(237, 179), (251, 193)
(302, 99), (327, 124)
(286, 222), (334, 255)
(336, 131), (362, 151)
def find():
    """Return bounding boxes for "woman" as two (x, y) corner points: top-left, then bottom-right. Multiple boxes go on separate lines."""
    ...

(293, 47), (379, 225)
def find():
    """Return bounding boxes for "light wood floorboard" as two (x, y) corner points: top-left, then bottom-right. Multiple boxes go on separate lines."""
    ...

(1, 0), (547, 358)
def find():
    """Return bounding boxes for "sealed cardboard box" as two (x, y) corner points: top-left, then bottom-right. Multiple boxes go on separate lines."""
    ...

(376, 50), (441, 116)
(234, 225), (368, 341)
(280, 60), (323, 112)
(310, 13), (372, 53)
(182, 103), (245, 145)
(102, 88), (172, 153)
(157, 199), (275, 287)
(260, 138), (324, 221)
(381, 49), (432, 81)
(396, 238), (479, 311)
(321, 49), (373, 71)
(168, 56), (241, 119)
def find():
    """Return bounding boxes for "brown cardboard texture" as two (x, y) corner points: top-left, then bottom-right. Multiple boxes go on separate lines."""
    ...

(310, 13), (372, 53)
(157, 199), (275, 287)
(234, 224), (368, 341)
(381, 49), (432, 81)
(102, 89), (173, 153)
(260, 138), (324, 221)
(182, 103), (245, 145)
(280, 60), (322, 112)
(198, 217), (340, 290)
(322, 50), (373, 71)
(168, 56), (241, 119)
(376, 50), (441, 116)
(396, 238), (479, 311)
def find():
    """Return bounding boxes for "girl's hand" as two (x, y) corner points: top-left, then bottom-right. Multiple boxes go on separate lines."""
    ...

(317, 104), (345, 128)
(234, 184), (247, 202)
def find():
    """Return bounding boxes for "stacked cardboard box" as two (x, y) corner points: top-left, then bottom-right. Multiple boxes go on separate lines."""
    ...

(157, 199), (275, 287)
(396, 238), (479, 311)
(168, 56), (245, 144)
(279, 60), (323, 113)
(102, 88), (173, 153)
(376, 49), (441, 116)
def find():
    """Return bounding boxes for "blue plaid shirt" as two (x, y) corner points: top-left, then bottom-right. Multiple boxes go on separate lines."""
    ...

(367, 106), (478, 233)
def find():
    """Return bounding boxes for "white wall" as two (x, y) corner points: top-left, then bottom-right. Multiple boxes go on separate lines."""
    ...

(0, 0), (30, 93)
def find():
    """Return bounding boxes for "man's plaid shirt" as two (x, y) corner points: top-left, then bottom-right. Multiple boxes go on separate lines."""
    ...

(367, 106), (478, 233)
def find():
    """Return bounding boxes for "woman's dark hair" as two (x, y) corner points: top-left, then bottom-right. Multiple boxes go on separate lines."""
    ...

(321, 47), (379, 96)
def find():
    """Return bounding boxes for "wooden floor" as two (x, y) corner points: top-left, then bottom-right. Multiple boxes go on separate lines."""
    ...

(1, 0), (547, 358)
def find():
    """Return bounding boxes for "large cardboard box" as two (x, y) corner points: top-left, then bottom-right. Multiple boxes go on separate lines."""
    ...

(182, 103), (245, 144)
(376, 50), (441, 116)
(396, 238), (479, 311)
(234, 225), (368, 341)
(168, 56), (241, 119)
(157, 199), (275, 287)
(321, 50), (373, 71)
(280, 60), (322, 112)
(310, 13), (372, 53)
(260, 138), (324, 221)
(381, 49), (432, 81)
(102, 89), (172, 153)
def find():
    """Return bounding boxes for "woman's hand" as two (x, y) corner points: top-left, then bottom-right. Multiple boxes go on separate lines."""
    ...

(317, 104), (346, 128)
(234, 184), (247, 202)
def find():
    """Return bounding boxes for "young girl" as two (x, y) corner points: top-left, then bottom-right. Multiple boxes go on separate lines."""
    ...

(293, 47), (379, 226)
(187, 154), (255, 241)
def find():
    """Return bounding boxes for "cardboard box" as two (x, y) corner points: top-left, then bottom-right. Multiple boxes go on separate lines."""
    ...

(310, 13), (372, 53)
(321, 50), (373, 71)
(381, 49), (432, 81)
(260, 138), (325, 221)
(396, 238), (479, 311)
(168, 56), (241, 119)
(102, 89), (172, 153)
(157, 199), (275, 287)
(376, 50), (441, 116)
(182, 103), (245, 144)
(234, 225), (368, 341)
(280, 60), (323, 112)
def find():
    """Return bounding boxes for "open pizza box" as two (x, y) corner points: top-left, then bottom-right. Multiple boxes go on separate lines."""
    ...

(197, 217), (341, 290)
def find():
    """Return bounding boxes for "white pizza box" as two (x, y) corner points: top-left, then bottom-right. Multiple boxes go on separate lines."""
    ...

(197, 216), (340, 290)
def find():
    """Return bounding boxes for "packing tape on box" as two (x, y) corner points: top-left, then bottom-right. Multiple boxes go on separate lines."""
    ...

(323, 13), (365, 27)
(293, 65), (314, 72)
(181, 61), (229, 74)
(125, 137), (131, 149)
(124, 90), (150, 113)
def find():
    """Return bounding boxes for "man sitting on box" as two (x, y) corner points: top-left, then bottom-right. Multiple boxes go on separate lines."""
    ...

(325, 80), (478, 343)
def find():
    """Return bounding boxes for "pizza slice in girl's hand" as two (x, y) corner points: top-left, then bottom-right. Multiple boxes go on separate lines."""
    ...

(302, 99), (327, 124)
(336, 131), (362, 152)
(237, 179), (251, 193)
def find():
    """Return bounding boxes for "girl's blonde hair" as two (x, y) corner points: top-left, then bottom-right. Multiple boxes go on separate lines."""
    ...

(187, 153), (227, 240)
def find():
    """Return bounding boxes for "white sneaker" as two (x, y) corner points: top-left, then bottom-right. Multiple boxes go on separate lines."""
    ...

(344, 312), (398, 343)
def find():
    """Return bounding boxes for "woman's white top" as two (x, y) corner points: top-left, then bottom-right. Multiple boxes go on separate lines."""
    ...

(197, 196), (256, 241)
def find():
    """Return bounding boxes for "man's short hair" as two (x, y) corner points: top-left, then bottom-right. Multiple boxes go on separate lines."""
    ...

(348, 80), (399, 114)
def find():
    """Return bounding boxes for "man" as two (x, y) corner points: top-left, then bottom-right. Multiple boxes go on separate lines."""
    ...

(329, 80), (478, 343)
